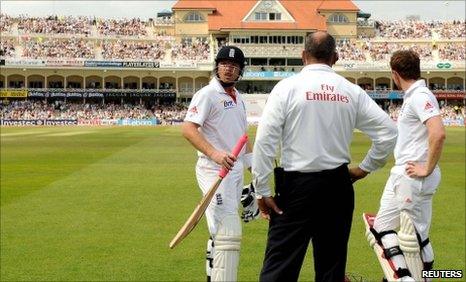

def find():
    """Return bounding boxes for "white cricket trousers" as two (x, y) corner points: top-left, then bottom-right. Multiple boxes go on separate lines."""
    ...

(374, 164), (441, 242)
(196, 157), (244, 236)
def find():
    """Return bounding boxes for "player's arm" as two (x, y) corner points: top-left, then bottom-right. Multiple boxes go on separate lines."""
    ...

(406, 116), (445, 177)
(406, 93), (445, 178)
(181, 121), (236, 170)
(351, 87), (398, 182)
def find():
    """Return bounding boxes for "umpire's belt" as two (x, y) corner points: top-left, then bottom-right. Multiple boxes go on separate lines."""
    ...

(284, 163), (349, 178)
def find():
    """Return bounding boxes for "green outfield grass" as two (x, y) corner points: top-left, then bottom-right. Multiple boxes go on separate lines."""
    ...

(1, 126), (464, 281)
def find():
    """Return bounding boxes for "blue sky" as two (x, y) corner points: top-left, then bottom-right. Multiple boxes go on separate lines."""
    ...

(1, 1), (465, 21)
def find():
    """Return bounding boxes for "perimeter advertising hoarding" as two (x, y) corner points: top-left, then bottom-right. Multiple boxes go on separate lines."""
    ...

(26, 89), (175, 99)
(0, 119), (78, 126)
(0, 89), (28, 98)
(243, 71), (295, 79)
(434, 91), (465, 100)
(84, 61), (160, 68)
(1, 119), (159, 126)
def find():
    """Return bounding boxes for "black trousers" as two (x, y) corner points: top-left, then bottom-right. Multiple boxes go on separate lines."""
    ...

(259, 164), (354, 282)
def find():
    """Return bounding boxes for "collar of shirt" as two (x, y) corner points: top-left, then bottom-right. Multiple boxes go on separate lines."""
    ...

(403, 79), (426, 99)
(209, 77), (238, 101)
(225, 88), (237, 103)
(301, 63), (335, 73)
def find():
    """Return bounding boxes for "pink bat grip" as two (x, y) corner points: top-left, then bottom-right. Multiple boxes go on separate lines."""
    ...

(218, 134), (249, 178)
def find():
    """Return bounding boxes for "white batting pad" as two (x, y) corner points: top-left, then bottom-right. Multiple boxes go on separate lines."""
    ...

(212, 215), (242, 281)
(206, 237), (214, 277)
(399, 211), (424, 281)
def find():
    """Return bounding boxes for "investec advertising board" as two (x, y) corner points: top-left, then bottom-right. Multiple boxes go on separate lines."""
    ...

(1, 119), (159, 126)
(0, 119), (78, 126)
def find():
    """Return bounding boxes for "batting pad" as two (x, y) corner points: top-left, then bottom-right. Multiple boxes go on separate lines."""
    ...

(212, 215), (241, 281)
(363, 213), (399, 281)
(399, 211), (424, 281)
(206, 237), (214, 277)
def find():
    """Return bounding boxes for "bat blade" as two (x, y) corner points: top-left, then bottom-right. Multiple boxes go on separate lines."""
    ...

(169, 177), (222, 249)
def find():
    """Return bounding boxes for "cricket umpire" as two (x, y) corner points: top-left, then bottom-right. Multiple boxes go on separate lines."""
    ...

(252, 31), (398, 282)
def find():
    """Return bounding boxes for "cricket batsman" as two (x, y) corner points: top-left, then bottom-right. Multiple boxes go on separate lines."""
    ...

(181, 45), (258, 281)
(362, 50), (446, 281)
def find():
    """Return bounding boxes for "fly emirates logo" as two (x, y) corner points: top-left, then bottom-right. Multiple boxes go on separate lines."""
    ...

(306, 84), (349, 104)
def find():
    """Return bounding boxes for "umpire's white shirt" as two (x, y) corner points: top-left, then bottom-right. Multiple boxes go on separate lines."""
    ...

(184, 77), (248, 158)
(253, 64), (397, 197)
(394, 80), (440, 166)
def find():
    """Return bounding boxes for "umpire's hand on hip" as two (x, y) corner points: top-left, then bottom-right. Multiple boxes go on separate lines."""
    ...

(348, 166), (369, 183)
(257, 197), (283, 220)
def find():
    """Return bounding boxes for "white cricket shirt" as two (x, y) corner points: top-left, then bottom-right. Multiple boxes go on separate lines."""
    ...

(252, 64), (397, 196)
(394, 80), (440, 165)
(184, 77), (248, 158)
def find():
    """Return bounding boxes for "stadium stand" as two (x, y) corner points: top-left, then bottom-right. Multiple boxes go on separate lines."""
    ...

(337, 40), (366, 61)
(373, 20), (466, 39)
(0, 14), (14, 33)
(17, 15), (93, 35)
(0, 38), (16, 58)
(435, 20), (466, 39)
(0, 15), (464, 62)
(22, 37), (95, 59)
(0, 100), (188, 125)
(0, 8), (464, 127)
(101, 39), (167, 60)
(171, 38), (210, 62)
(363, 42), (433, 61)
(1, 98), (463, 127)
(97, 18), (148, 37)
(439, 43), (466, 61)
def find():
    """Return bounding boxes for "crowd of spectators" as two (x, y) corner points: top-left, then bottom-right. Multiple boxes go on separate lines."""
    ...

(440, 104), (465, 121)
(1, 99), (463, 126)
(0, 100), (188, 125)
(101, 39), (167, 60)
(373, 20), (465, 39)
(385, 103), (464, 124)
(408, 44), (434, 60)
(97, 18), (148, 37)
(0, 14), (14, 33)
(22, 37), (95, 59)
(387, 103), (401, 121)
(438, 43), (466, 61)
(336, 40), (366, 61)
(151, 103), (187, 125)
(17, 15), (92, 35)
(1, 100), (153, 120)
(375, 20), (433, 39)
(171, 38), (210, 62)
(0, 38), (16, 57)
(1, 14), (465, 63)
(363, 42), (432, 61)
(437, 20), (466, 39)
(364, 42), (395, 61)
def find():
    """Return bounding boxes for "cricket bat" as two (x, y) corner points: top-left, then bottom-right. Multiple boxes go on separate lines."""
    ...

(169, 134), (249, 249)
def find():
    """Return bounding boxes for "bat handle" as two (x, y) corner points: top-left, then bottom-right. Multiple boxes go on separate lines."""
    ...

(218, 134), (248, 178)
